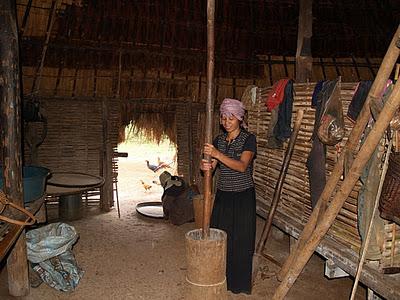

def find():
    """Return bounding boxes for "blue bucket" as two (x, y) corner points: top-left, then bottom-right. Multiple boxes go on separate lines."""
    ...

(0, 166), (50, 203)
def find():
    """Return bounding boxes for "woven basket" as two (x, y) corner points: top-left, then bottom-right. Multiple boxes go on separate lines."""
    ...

(379, 152), (400, 225)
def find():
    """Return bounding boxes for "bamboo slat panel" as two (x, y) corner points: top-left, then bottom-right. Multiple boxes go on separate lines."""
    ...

(248, 81), (362, 251)
(176, 104), (190, 179)
(35, 98), (103, 175)
(381, 222), (400, 269)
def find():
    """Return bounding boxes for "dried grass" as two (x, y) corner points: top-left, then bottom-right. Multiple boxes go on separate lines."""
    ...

(121, 103), (176, 144)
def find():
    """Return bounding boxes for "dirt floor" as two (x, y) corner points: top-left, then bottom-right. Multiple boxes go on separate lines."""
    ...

(0, 147), (367, 299)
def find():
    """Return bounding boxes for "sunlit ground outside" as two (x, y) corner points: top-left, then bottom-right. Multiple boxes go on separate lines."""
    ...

(116, 131), (177, 204)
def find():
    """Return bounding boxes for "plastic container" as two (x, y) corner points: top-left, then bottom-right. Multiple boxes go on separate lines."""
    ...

(0, 166), (50, 203)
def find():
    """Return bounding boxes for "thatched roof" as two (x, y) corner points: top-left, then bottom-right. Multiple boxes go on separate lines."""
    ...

(14, 0), (400, 143)
(19, 0), (400, 79)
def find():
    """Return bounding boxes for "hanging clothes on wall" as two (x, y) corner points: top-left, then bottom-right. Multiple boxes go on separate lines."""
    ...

(358, 84), (394, 260)
(358, 123), (386, 260)
(307, 79), (338, 208)
(311, 80), (325, 108)
(347, 81), (372, 122)
(265, 79), (290, 111)
(266, 106), (280, 149)
(265, 79), (294, 149)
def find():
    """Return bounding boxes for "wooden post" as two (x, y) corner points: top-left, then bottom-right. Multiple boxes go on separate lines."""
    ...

(295, 0), (313, 83)
(188, 96), (194, 184)
(100, 98), (112, 212)
(31, 0), (59, 94)
(0, 0), (30, 296)
(278, 24), (400, 282)
(19, 0), (33, 37)
(202, 0), (215, 238)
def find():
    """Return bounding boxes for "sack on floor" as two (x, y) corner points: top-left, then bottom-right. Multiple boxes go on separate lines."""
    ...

(26, 222), (84, 292)
(160, 172), (198, 225)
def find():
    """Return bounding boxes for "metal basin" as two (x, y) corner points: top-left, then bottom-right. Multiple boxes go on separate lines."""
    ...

(0, 166), (50, 203)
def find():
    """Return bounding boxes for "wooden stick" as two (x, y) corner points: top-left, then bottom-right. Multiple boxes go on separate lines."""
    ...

(202, 0), (215, 238)
(273, 70), (400, 300)
(252, 109), (304, 282)
(0, 0), (29, 295)
(277, 24), (400, 282)
(30, 0), (60, 94)
(296, 0), (313, 82)
(350, 138), (393, 300)
(115, 49), (122, 219)
(19, 0), (33, 37)
(391, 224), (397, 266)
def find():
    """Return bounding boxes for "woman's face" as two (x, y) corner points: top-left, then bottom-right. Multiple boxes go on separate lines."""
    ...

(220, 115), (240, 133)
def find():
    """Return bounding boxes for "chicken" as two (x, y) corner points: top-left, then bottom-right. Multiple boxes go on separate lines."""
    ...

(146, 159), (171, 173)
(145, 160), (159, 172)
(140, 180), (152, 192)
(155, 157), (172, 171)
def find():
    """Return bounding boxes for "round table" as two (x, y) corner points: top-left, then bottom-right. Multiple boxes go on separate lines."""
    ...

(46, 172), (104, 220)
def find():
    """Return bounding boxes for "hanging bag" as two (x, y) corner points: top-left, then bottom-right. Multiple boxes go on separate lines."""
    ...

(317, 79), (345, 145)
(0, 190), (36, 226)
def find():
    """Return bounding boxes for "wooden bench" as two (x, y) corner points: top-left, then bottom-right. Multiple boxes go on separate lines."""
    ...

(0, 196), (46, 262)
(257, 202), (400, 300)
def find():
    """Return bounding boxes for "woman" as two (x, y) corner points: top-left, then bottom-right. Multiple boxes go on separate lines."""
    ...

(200, 98), (257, 294)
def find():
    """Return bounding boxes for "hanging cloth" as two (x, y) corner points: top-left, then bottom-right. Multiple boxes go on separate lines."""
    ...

(311, 80), (325, 108)
(265, 79), (290, 111)
(273, 80), (294, 141)
(347, 81), (372, 122)
(307, 80), (338, 208)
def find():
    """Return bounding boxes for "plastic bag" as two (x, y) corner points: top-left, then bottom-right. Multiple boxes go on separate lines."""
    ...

(26, 223), (84, 292)
(317, 79), (345, 145)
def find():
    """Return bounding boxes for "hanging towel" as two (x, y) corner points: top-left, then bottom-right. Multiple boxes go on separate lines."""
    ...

(265, 79), (290, 111)
(347, 81), (372, 122)
(307, 79), (338, 208)
(273, 79), (294, 141)
(311, 80), (325, 108)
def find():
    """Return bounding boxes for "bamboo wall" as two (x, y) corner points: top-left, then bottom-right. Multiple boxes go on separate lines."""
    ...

(248, 82), (362, 251)
(23, 96), (120, 175)
(176, 104), (190, 179)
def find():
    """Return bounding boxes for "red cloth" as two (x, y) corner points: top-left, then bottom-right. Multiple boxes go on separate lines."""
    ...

(265, 79), (290, 111)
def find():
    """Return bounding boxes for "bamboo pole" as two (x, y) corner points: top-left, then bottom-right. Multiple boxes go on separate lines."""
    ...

(202, 0), (215, 238)
(252, 110), (304, 282)
(114, 49), (122, 218)
(30, 0), (60, 94)
(350, 138), (393, 300)
(277, 24), (400, 281)
(296, 0), (313, 82)
(0, 0), (29, 296)
(19, 0), (33, 37)
(273, 74), (400, 300)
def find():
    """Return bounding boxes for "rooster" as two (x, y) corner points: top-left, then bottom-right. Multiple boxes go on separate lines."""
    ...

(155, 157), (173, 171)
(140, 180), (152, 192)
(145, 160), (159, 172)
(145, 159), (172, 173)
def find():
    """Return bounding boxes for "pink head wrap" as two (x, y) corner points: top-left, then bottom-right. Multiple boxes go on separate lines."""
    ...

(219, 98), (245, 121)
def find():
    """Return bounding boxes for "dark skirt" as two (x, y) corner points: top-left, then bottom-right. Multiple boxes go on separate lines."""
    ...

(211, 187), (256, 294)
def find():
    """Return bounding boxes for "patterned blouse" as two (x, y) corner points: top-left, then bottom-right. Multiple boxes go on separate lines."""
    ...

(213, 129), (257, 192)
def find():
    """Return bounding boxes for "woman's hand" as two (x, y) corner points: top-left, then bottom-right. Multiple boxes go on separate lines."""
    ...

(200, 159), (214, 171)
(203, 143), (221, 159)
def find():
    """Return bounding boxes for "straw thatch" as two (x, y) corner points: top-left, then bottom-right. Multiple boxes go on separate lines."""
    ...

(122, 103), (177, 145)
